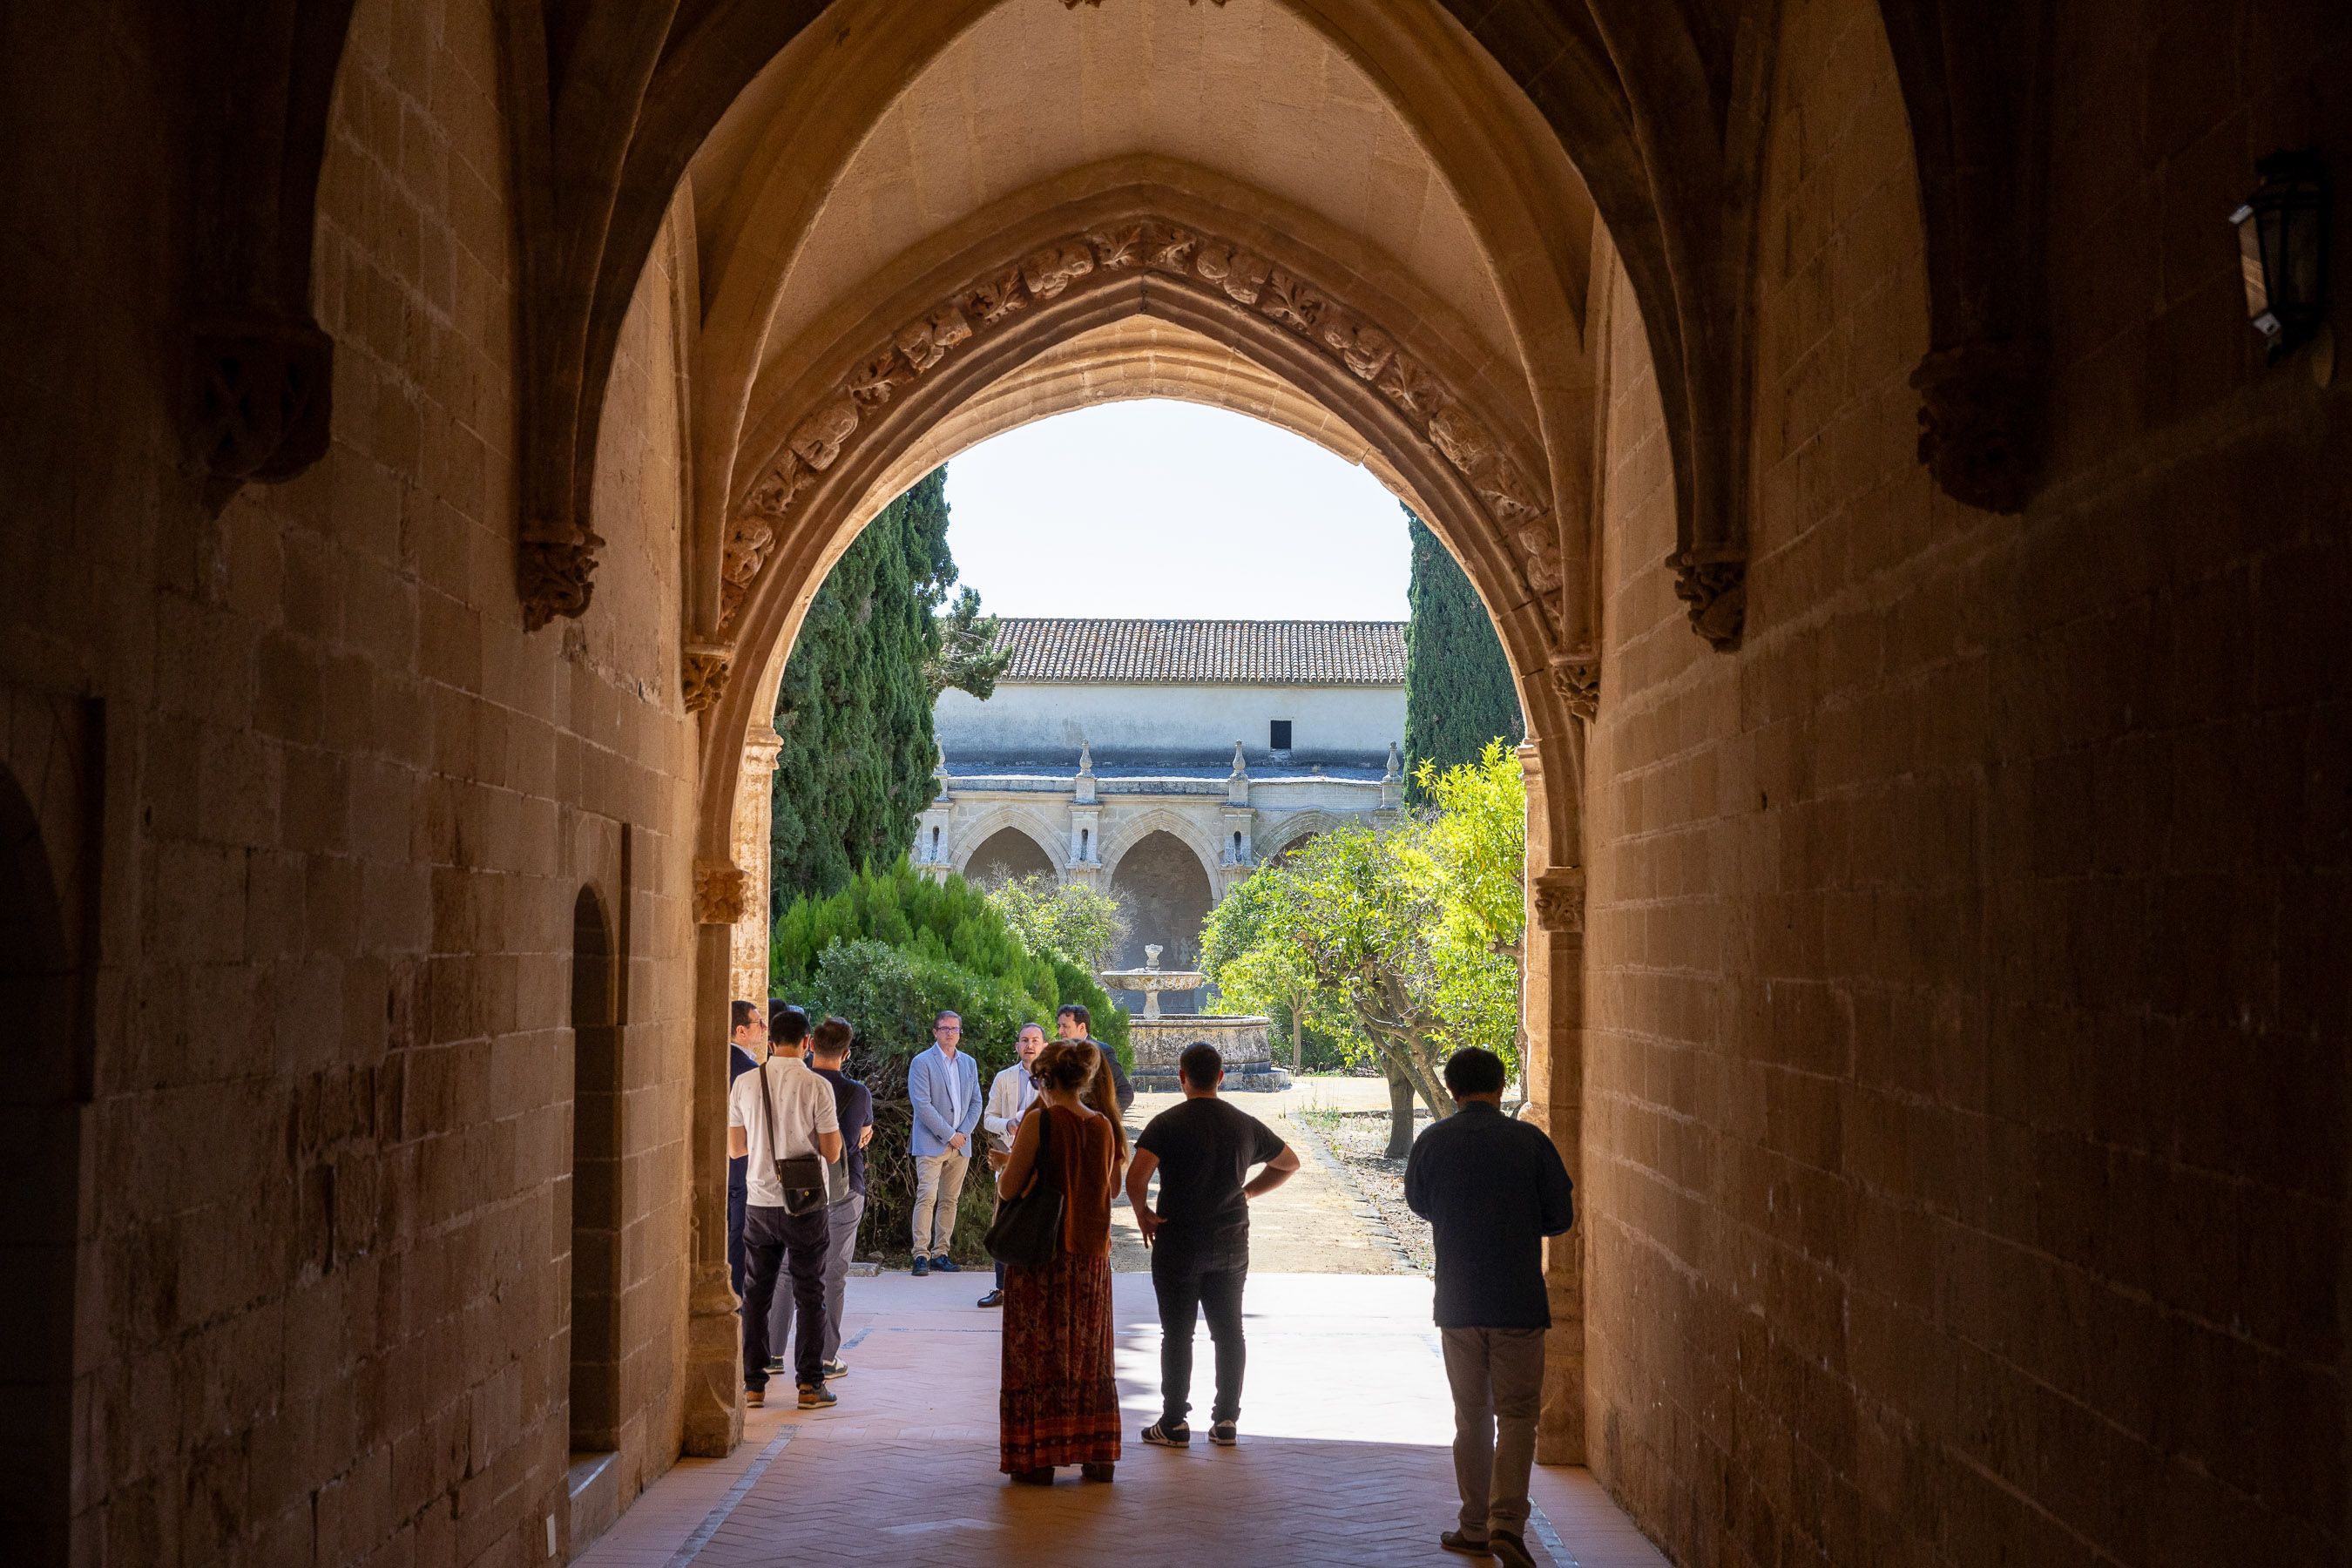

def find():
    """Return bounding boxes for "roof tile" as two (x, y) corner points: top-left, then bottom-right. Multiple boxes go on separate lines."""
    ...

(991, 618), (1406, 686)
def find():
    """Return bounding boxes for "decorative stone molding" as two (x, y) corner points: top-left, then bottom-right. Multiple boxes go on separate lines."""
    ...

(681, 644), (732, 713)
(521, 518), (605, 631)
(1910, 341), (2044, 515)
(186, 312), (335, 484)
(728, 214), (1558, 632)
(1666, 549), (1746, 652)
(1547, 650), (1600, 720)
(1531, 868), (1586, 935)
(693, 859), (750, 925)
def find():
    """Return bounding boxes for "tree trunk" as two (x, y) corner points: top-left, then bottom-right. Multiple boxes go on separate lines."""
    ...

(1382, 1055), (1417, 1158)
(1288, 1001), (1304, 1071)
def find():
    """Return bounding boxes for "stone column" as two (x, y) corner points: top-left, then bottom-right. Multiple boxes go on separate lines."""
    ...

(685, 874), (751, 1456)
(729, 722), (782, 1004)
(1521, 741), (1587, 1465)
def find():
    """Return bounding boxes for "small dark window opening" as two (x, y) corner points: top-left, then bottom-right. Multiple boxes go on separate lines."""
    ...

(1269, 720), (1293, 750)
(1233, 831), (1243, 857)
(930, 826), (941, 855)
(1079, 828), (1090, 857)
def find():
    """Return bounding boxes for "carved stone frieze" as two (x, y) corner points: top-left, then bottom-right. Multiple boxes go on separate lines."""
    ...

(682, 645), (732, 714)
(1910, 341), (2044, 515)
(1531, 868), (1587, 935)
(1666, 549), (1746, 651)
(725, 213), (1565, 634)
(693, 858), (750, 925)
(520, 518), (605, 631)
(186, 312), (335, 484)
(1548, 650), (1600, 720)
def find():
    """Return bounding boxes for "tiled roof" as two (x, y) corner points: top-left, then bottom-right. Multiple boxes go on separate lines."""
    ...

(991, 618), (1406, 686)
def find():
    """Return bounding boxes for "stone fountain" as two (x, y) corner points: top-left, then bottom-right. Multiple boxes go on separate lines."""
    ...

(1098, 943), (1289, 1092)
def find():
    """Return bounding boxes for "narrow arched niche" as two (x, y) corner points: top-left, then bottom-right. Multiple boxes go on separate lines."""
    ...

(0, 764), (77, 1564)
(567, 888), (623, 1458)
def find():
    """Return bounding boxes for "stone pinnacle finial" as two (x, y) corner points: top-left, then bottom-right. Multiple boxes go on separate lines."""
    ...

(1382, 740), (1402, 782)
(1077, 739), (1094, 775)
(1230, 740), (1247, 775)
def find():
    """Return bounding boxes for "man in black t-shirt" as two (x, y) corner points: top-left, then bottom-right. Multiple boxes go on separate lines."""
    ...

(1127, 1041), (1301, 1448)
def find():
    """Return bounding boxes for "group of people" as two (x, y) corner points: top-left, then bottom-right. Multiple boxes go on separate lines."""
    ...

(721, 997), (1573, 1566)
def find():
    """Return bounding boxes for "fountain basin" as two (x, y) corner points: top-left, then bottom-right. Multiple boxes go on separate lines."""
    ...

(1126, 1013), (1291, 1093)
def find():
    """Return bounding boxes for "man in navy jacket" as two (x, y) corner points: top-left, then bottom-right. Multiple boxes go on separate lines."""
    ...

(1404, 1047), (1574, 1568)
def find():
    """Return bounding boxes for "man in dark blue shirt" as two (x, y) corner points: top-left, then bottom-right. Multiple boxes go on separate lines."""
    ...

(1404, 1047), (1574, 1568)
(769, 1013), (874, 1382)
(726, 1001), (765, 1298)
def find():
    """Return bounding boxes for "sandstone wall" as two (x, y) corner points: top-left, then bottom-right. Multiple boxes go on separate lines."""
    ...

(0, 0), (702, 1559)
(1582, 0), (2347, 1564)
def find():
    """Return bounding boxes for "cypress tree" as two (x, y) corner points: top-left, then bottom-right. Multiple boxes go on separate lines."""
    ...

(769, 469), (999, 909)
(1402, 506), (1524, 798)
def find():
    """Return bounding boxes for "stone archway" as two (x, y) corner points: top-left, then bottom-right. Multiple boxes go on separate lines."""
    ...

(666, 13), (1602, 1468)
(958, 826), (1057, 887)
(1105, 829), (1216, 1014)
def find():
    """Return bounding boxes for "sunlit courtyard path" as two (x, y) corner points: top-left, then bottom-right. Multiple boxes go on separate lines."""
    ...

(574, 1273), (1670, 1567)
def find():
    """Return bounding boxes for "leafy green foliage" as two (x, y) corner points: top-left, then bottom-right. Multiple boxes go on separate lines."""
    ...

(771, 862), (1132, 1263)
(983, 872), (1131, 972)
(1402, 507), (1524, 801)
(769, 468), (1006, 911)
(1200, 746), (1525, 1117)
(1201, 866), (1363, 1071)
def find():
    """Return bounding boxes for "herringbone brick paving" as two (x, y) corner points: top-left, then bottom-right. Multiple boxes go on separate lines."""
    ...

(575, 1273), (1670, 1567)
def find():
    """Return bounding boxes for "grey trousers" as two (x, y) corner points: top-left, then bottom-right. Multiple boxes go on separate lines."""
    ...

(770, 1191), (864, 1363)
(1441, 1326), (1546, 1539)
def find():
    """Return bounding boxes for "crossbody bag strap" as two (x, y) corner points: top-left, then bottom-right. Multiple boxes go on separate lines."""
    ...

(756, 1054), (779, 1163)
(1019, 1102), (1055, 1198)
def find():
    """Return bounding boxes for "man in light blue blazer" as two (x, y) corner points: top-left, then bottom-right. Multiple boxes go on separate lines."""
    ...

(906, 1010), (984, 1275)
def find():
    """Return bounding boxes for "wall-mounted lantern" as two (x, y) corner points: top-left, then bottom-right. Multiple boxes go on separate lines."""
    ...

(2230, 151), (2328, 361)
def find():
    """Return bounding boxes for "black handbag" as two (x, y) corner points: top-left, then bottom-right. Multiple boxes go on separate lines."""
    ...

(983, 1105), (1064, 1267)
(758, 1058), (846, 1217)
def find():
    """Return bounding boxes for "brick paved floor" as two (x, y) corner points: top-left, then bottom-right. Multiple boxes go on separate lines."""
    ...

(576, 1272), (1670, 1567)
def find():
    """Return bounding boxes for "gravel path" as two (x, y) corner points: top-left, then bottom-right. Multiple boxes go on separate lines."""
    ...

(1112, 1078), (1417, 1274)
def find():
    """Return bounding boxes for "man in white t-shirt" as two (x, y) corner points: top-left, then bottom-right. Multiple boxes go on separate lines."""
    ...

(727, 1037), (842, 1409)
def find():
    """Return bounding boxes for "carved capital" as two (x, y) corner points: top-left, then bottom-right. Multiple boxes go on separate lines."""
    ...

(520, 520), (605, 631)
(693, 859), (750, 925)
(1548, 651), (1599, 720)
(1531, 868), (1586, 935)
(186, 312), (334, 483)
(1910, 341), (2044, 515)
(1666, 549), (1745, 651)
(682, 645), (732, 714)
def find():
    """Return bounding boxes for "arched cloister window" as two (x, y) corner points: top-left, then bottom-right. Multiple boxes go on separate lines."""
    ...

(0, 765), (77, 1563)
(963, 826), (1056, 886)
(1106, 829), (1214, 1011)
(567, 887), (623, 1457)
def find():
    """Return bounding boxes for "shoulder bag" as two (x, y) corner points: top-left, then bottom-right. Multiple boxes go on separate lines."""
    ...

(759, 1059), (847, 1216)
(983, 1105), (1064, 1268)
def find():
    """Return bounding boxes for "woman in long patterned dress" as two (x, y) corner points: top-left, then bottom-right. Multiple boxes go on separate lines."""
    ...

(997, 1040), (1126, 1484)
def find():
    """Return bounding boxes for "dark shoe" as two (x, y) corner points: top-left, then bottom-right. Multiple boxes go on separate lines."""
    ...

(1140, 1419), (1190, 1448)
(796, 1382), (835, 1410)
(1439, 1530), (1492, 1558)
(1490, 1531), (1537, 1568)
(977, 1288), (1004, 1308)
(819, 1359), (849, 1380)
(765, 1355), (785, 1375)
(931, 1255), (962, 1274)
(1079, 1462), (1115, 1483)
(911, 1255), (929, 1276)
(1010, 1467), (1054, 1486)
(1209, 1420), (1237, 1446)
(744, 1387), (765, 1409)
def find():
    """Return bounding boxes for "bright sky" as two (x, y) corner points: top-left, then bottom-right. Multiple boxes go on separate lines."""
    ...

(940, 401), (1411, 619)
